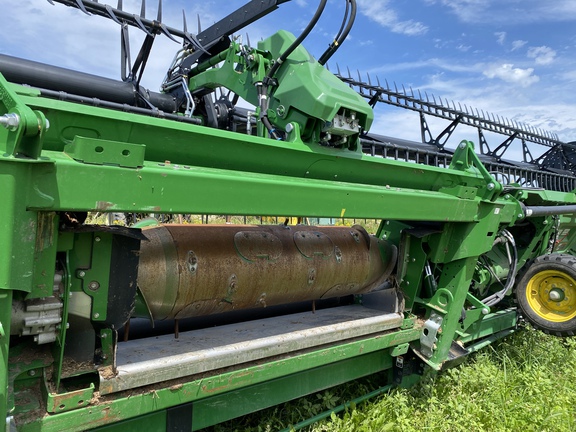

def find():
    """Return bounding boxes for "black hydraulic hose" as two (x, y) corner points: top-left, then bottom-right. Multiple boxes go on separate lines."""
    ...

(265, 0), (328, 81)
(318, 0), (357, 65)
(334, 0), (350, 43)
(256, 83), (280, 139)
(259, 0), (327, 138)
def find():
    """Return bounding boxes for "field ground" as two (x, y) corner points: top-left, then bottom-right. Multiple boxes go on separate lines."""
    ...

(206, 328), (576, 432)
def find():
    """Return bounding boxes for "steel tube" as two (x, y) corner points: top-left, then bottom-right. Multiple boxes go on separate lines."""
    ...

(137, 224), (397, 320)
(0, 54), (178, 113)
(525, 205), (576, 217)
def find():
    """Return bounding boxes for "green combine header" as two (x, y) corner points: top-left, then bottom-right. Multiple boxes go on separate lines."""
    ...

(2, 0), (576, 430)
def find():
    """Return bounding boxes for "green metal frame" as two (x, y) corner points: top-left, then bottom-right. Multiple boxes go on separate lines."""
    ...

(1, 37), (576, 430)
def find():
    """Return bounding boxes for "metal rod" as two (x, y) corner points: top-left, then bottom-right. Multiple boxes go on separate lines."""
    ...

(525, 205), (576, 217)
(280, 384), (395, 431)
(38, 88), (201, 125)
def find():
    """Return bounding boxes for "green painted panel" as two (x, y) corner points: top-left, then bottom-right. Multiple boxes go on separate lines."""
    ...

(20, 152), (490, 221)
(16, 328), (420, 432)
(192, 351), (393, 430)
(89, 412), (167, 432)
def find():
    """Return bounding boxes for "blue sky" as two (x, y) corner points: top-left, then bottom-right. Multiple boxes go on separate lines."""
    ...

(2, 0), (576, 158)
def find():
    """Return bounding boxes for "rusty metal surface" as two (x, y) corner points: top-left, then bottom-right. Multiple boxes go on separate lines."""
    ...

(102, 304), (404, 394)
(137, 224), (396, 320)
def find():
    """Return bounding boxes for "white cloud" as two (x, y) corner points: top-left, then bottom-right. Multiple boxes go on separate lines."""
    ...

(356, 0), (428, 36)
(435, 0), (576, 24)
(511, 40), (527, 51)
(495, 31), (506, 45)
(483, 63), (539, 87)
(527, 46), (556, 65)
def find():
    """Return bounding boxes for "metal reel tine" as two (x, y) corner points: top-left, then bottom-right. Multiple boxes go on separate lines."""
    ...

(140, 0), (146, 19)
(160, 22), (179, 43)
(105, 4), (123, 25)
(185, 33), (210, 54)
(336, 63), (341, 76)
(117, 0), (123, 9)
(182, 9), (188, 33)
(75, 0), (91, 15)
(246, 33), (251, 48)
(197, 14), (202, 33)
(47, 0), (55, 5)
(376, 76), (382, 88)
(157, 0), (162, 22)
(346, 66), (351, 79)
(134, 14), (153, 36)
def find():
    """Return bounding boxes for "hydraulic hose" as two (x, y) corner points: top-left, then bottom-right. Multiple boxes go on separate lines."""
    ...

(258, 0), (328, 138)
(482, 230), (518, 307)
(265, 0), (328, 81)
(318, 0), (357, 65)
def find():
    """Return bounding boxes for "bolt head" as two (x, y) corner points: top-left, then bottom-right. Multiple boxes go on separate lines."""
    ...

(0, 113), (20, 131)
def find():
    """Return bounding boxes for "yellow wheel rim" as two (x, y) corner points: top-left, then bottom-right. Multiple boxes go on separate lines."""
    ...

(526, 270), (576, 322)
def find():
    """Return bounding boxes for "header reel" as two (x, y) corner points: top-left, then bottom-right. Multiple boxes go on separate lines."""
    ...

(45, 0), (371, 149)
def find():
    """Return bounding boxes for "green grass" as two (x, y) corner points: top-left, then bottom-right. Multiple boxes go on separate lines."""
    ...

(203, 329), (576, 431)
(313, 329), (576, 432)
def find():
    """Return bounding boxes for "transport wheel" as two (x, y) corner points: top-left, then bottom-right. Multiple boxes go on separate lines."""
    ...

(515, 254), (576, 336)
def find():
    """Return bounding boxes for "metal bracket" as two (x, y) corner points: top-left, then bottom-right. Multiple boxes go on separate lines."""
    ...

(449, 140), (502, 200)
(64, 136), (145, 168)
(0, 73), (49, 158)
(420, 311), (443, 358)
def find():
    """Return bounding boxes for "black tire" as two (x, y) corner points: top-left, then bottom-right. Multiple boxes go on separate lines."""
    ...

(515, 254), (576, 336)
